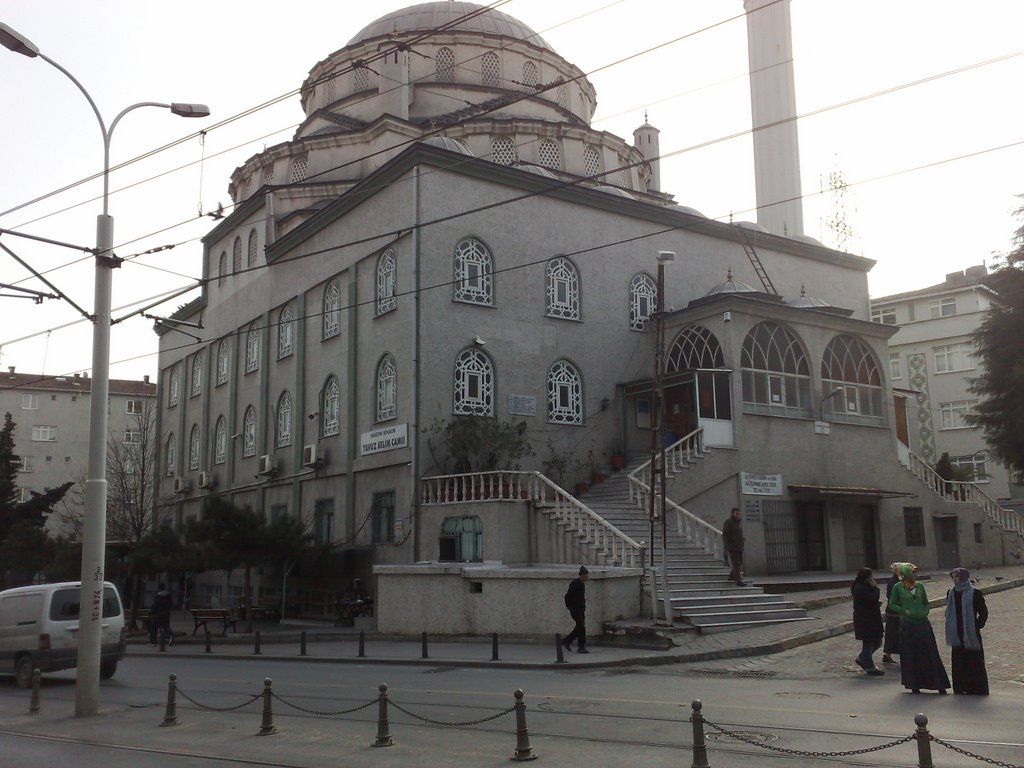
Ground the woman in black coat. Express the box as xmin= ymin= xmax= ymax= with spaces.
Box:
xmin=851 ymin=567 xmax=885 ymax=675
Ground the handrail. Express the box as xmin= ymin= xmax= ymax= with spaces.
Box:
xmin=907 ymin=452 xmax=1023 ymax=536
xmin=419 ymin=470 xmax=644 ymax=568
xmin=627 ymin=473 xmax=724 ymax=561
xmin=627 ymin=427 xmax=705 ymax=506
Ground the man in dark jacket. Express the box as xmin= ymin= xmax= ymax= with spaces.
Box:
xmin=149 ymin=583 xmax=173 ymax=646
xmin=722 ymin=508 xmax=747 ymax=586
xmin=562 ymin=566 xmax=589 ymax=653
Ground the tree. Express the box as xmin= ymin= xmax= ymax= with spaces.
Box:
xmin=0 ymin=521 xmax=53 ymax=587
xmin=966 ymin=200 xmax=1024 ymax=483
xmin=0 ymin=413 xmax=22 ymax=543
xmin=423 ymin=416 xmax=535 ymax=474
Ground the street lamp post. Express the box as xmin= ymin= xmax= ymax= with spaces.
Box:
xmin=1 ymin=22 xmax=209 ymax=717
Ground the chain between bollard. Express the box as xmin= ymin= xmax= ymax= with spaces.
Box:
xmin=703 ymin=718 xmax=915 ymax=758
xmin=929 ymin=735 xmax=1024 ymax=768
xmin=176 ymin=686 xmax=262 ymax=711
xmin=271 ymin=692 xmax=377 ymax=717
xmin=258 ymin=678 xmax=275 ymax=735
xmin=160 ymin=674 xmax=178 ymax=726
xmin=28 ymin=668 xmax=40 ymax=715
xmin=389 ymin=699 xmax=515 ymax=727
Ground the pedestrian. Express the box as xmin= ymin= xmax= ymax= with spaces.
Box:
xmin=944 ymin=567 xmax=989 ymax=695
xmin=562 ymin=566 xmax=589 ymax=654
xmin=881 ymin=562 xmax=901 ymax=664
xmin=722 ymin=507 xmax=746 ymax=586
xmin=850 ymin=567 xmax=885 ymax=676
xmin=887 ymin=563 xmax=949 ymax=694
xmin=149 ymin=582 xmax=173 ymax=647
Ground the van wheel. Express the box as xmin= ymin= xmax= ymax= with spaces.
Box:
xmin=100 ymin=659 xmax=117 ymax=680
xmin=15 ymin=655 xmax=34 ymax=689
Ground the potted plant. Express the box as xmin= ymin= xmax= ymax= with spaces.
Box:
xmin=609 ymin=447 xmax=626 ymax=472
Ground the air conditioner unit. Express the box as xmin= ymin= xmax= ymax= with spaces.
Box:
xmin=172 ymin=477 xmax=188 ymax=494
xmin=302 ymin=444 xmax=326 ymax=468
xmin=198 ymin=471 xmax=215 ymax=489
xmin=258 ymin=454 xmax=277 ymax=476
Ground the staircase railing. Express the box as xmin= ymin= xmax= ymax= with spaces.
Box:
xmin=907 ymin=452 xmax=1024 ymax=536
xmin=420 ymin=470 xmax=644 ymax=568
xmin=627 ymin=427 xmax=706 ymax=506
xmin=626 ymin=480 xmax=723 ymax=562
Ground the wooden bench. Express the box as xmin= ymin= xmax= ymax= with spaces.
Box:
xmin=191 ymin=608 xmax=238 ymax=636
xmin=246 ymin=605 xmax=281 ymax=623
xmin=132 ymin=609 xmax=151 ymax=631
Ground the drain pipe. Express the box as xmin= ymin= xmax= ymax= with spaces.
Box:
xmin=411 ymin=164 xmax=422 ymax=562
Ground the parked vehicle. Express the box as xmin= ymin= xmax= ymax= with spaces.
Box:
xmin=0 ymin=581 xmax=126 ymax=688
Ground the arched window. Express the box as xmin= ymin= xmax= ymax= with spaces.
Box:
xmin=376 ymin=249 xmax=397 ymax=315
xmin=436 ymin=46 xmax=455 ymax=82
xmin=583 ymin=145 xmax=602 ymax=178
xmin=247 ymin=229 xmax=258 ymax=267
xmin=325 ymin=76 xmax=336 ymax=103
xmin=168 ymin=365 xmax=180 ymax=407
xmin=214 ymin=416 xmax=227 ymax=465
xmin=353 ymin=66 xmax=369 ymax=92
xmin=821 ymin=335 xmax=884 ymax=422
xmin=189 ymin=424 xmax=200 ymax=470
xmin=165 ymin=433 xmax=176 ymax=476
xmin=741 ymin=321 xmax=811 ymax=417
xmin=216 ymin=339 xmax=230 ymax=386
xmin=278 ymin=305 xmax=294 ymax=359
xmin=490 ymin=137 xmax=518 ymax=166
xmin=439 ymin=515 xmax=482 ymax=562
xmin=190 ymin=355 xmax=202 ymax=397
xmin=232 ymin=236 xmax=242 ymax=273
xmin=376 ymin=354 xmax=397 ymax=422
xmin=245 ymin=324 xmax=261 ymax=373
xmin=522 ymin=60 xmax=538 ymax=88
xmin=261 ymin=164 xmax=275 ymax=187
xmin=538 ymin=139 xmax=561 ymax=170
xmin=453 ymin=237 xmax=493 ymax=305
xmin=545 ymin=257 xmax=579 ymax=320
xmin=454 ymin=348 xmax=494 ymax=416
xmin=481 ymin=52 xmax=500 ymax=87
xmin=242 ymin=406 xmax=257 ymax=457
xmin=547 ymin=360 xmax=583 ymax=425
xmin=323 ymin=280 xmax=341 ymax=339
xmin=322 ymin=376 xmax=340 ymax=436
xmin=667 ymin=325 xmax=724 ymax=371
xmin=276 ymin=391 xmax=292 ymax=448
xmin=218 ymin=252 xmax=227 ymax=286
xmin=291 ymin=154 xmax=308 ymax=183
xmin=556 ymin=84 xmax=568 ymax=109
xmin=629 ymin=273 xmax=656 ymax=331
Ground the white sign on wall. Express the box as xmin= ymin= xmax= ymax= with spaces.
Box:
xmin=360 ymin=423 xmax=408 ymax=456
xmin=508 ymin=394 xmax=536 ymax=416
xmin=740 ymin=471 xmax=783 ymax=496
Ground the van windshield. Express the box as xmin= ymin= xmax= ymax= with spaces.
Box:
xmin=49 ymin=587 xmax=122 ymax=620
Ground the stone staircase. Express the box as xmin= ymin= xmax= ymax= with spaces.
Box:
xmin=581 ymin=454 xmax=811 ymax=634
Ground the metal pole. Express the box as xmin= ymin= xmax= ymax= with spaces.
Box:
xmin=555 ymin=633 xmax=566 ymax=664
xmin=299 ymin=630 xmax=307 ymax=657
xmin=204 ymin=629 xmax=212 ymax=653
xmin=690 ymin=699 xmax=710 ymax=768
xmin=358 ymin=630 xmax=366 ymax=658
xmin=656 ymin=261 xmax=673 ymax=625
xmin=254 ymin=630 xmax=261 ymax=655
xmin=160 ymin=674 xmax=178 ymax=727
xmin=914 ymin=713 xmax=933 ymax=768
xmin=492 ymin=632 xmax=499 ymax=661
xmin=421 ymin=631 xmax=428 ymax=659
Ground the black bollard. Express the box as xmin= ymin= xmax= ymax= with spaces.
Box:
xmin=159 ymin=631 xmax=166 ymax=653
xmin=555 ymin=633 xmax=566 ymax=664
xmin=258 ymin=678 xmax=275 ymax=735
xmin=492 ymin=632 xmax=499 ymax=661
xmin=915 ymin=713 xmax=933 ymax=768
xmin=511 ymin=689 xmax=538 ymax=761
xmin=300 ymin=631 xmax=307 ymax=657
xmin=204 ymin=629 xmax=212 ymax=654
xmin=421 ymin=631 xmax=428 ymax=659
xmin=358 ymin=630 xmax=366 ymax=658
xmin=28 ymin=668 xmax=40 ymax=715
xmin=160 ymin=674 xmax=178 ymax=727
xmin=372 ymin=683 xmax=394 ymax=747
xmin=254 ymin=630 xmax=262 ymax=656
xmin=690 ymin=699 xmax=709 ymax=768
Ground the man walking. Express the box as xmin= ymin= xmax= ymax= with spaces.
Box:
xmin=562 ymin=566 xmax=589 ymax=653
xmin=149 ymin=582 xmax=173 ymax=647
xmin=723 ymin=508 xmax=747 ymax=586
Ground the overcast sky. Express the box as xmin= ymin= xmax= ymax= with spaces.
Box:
xmin=1 ymin=0 xmax=1022 ymax=382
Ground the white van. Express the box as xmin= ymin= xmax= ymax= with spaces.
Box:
xmin=0 ymin=581 xmax=126 ymax=688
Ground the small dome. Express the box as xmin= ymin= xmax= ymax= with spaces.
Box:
xmin=737 ymin=220 xmax=768 ymax=233
xmin=793 ymin=234 xmax=823 ymax=245
xmin=704 ymin=269 xmax=758 ymax=297
xmin=673 ymin=204 xmax=706 ymax=217
xmin=348 ymin=2 xmax=554 ymax=53
xmin=784 ymin=284 xmax=832 ymax=309
xmin=516 ymin=163 xmax=557 ymax=179
xmin=421 ymin=136 xmax=473 ymax=156
xmin=594 ymin=185 xmax=635 ymax=200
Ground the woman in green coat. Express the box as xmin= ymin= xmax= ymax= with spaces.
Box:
xmin=887 ymin=563 xmax=949 ymax=694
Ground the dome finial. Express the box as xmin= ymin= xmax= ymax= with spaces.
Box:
xmin=726 ymin=268 xmax=733 ymax=281
xmin=800 ymin=283 xmax=807 ymax=297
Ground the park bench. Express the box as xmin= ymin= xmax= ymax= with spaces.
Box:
xmin=132 ymin=609 xmax=151 ymax=631
xmin=191 ymin=608 xmax=238 ymax=636
xmin=246 ymin=604 xmax=281 ymax=623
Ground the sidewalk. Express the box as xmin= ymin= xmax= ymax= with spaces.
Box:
xmin=128 ymin=565 xmax=1024 ymax=670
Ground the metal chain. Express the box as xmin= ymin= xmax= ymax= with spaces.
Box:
xmin=931 ymin=735 xmax=1024 ymax=768
xmin=175 ymin=687 xmax=262 ymax=712
xmin=271 ymin=692 xmax=377 ymax=717
xmin=704 ymin=719 xmax=914 ymax=758
xmin=389 ymin=700 xmax=516 ymax=727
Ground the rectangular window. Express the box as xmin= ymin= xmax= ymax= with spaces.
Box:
xmin=889 ymin=352 xmax=901 ymax=380
xmin=903 ymin=506 xmax=925 ymax=547
xmin=371 ymin=490 xmax=396 ymax=544
xmin=17 ymin=488 xmax=31 ymax=503
xmin=123 ymin=429 xmax=142 ymax=444
xmin=933 ymin=342 xmax=973 ymax=373
xmin=929 ymin=297 xmax=957 ymax=319
xmin=270 ymin=504 xmax=287 ymax=525
xmin=871 ymin=306 xmax=896 ymax=325
xmin=31 ymin=426 xmax=57 ymax=442
xmin=951 ymin=452 xmax=987 ymax=481
xmin=939 ymin=400 xmax=977 ymax=430
xmin=635 ymin=398 xmax=651 ymax=429
xmin=21 ymin=394 xmax=39 ymax=410
xmin=313 ymin=499 xmax=334 ymax=545
xmin=126 ymin=399 xmax=143 ymax=414
xmin=19 ymin=456 xmax=34 ymax=472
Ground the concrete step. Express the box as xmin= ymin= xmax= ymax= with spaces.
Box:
xmin=697 ymin=616 xmax=816 ymax=635
xmin=665 ymin=585 xmax=765 ymax=597
xmin=678 ymin=605 xmax=803 ymax=622
xmin=669 ymin=593 xmax=786 ymax=609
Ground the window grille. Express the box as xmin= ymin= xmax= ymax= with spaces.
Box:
xmin=740 ymin=321 xmax=812 ymax=418
xmin=247 ymin=229 xmax=258 ymax=267
xmin=189 ymin=425 xmax=200 ymax=470
xmin=547 ymin=360 xmax=583 ymax=424
xmin=522 ymin=60 xmax=538 ymax=88
xmin=667 ymin=325 xmax=724 ymax=370
xmin=217 ymin=340 xmax=230 ymax=386
xmin=277 ymin=391 xmax=292 ymax=447
xmin=322 ymin=376 xmax=340 ymax=436
xmin=232 ymin=237 xmax=242 ymax=273
xmin=453 ymin=348 xmax=494 ymax=416
xmin=243 ymin=406 xmax=257 ymax=457
xmin=218 ymin=253 xmax=227 ymax=286
xmin=245 ymin=325 xmax=261 ymax=373
xmin=165 ymin=434 xmax=176 ymax=476
xmin=323 ymin=280 xmax=341 ymax=338
xmin=261 ymin=163 xmax=274 ymax=187
xmin=190 ymin=356 xmax=202 ymax=397
xmin=168 ymin=366 xmax=180 ymax=406
xmin=629 ymin=273 xmax=656 ymax=331
xmin=545 ymin=257 xmax=579 ymax=319
xmin=278 ymin=305 xmax=295 ymax=359
xmin=376 ymin=249 xmax=397 ymax=314
xmin=453 ymin=238 xmax=493 ymax=304
xmin=372 ymin=490 xmax=396 ymax=544
xmin=436 ymin=47 xmax=455 ymax=82
xmin=325 ymin=76 xmax=336 ymax=103
xmin=376 ymin=354 xmax=397 ymax=422
xmin=584 ymin=145 xmax=602 ymax=178
xmin=821 ymin=335 xmax=884 ymax=423
xmin=354 ymin=66 xmax=369 ymax=92
xmin=214 ymin=416 xmax=227 ymax=464
xmin=538 ymin=139 xmax=561 ymax=170
xmin=291 ymin=154 xmax=308 ymax=183
xmin=491 ymin=137 xmax=518 ymax=166
xmin=481 ymin=52 xmax=500 ymax=86
xmin=556 ymin=83 xmax=568 ymax=109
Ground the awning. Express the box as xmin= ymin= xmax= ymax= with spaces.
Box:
xmin=788 ymin=484 xmax=916 ymax=499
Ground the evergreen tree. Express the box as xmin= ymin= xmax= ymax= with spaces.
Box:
xmin=0 ymin=413 xmax=21 ymax=542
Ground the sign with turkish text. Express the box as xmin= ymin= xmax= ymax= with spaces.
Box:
xmin=360 ymin=423 xmax=408 ymax=456
xmin=740 ymin=471 xmax=783 ymax=496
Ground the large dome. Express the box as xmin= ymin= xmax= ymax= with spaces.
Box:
xmin=348 ymin=2 xmax=555 ymax=53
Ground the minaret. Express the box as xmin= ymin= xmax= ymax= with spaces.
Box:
xmin=744 ymin=0 xmax=803 ymax=237
xmin=633 ymin=112 xmax=661 ymax=193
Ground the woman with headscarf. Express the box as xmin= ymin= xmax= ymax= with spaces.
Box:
xmin=887 ymin=563 xmax=950 ymax=694
xmin=851 ymin=567 xmax=884 ymax=675
xmin=881 ymin=562 xmax=901 ymax=664
xmin=945 ymin=567 xmax=989 ymax=695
